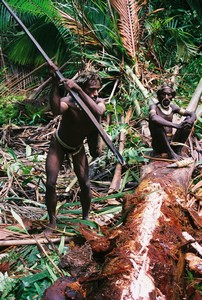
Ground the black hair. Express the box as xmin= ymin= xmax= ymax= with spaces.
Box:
xmin=75 ymin=70 xmax=101 ymax=89
xmin=157 ymin=83 xmax=176 ymax=98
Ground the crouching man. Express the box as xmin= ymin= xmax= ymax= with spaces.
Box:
xmin=149 ymin=83 xmax=196 ymax=160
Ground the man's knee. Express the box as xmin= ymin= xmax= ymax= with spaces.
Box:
xmin=80 ymin=182 xmax=91 ymax=197
xmin=46 ymin=179 xmax=56 ymax=192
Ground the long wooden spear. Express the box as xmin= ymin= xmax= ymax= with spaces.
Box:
xmin=1 ymin=0 xmax=125 ymax=165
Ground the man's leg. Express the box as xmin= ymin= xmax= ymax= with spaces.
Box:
xmin=45 ymin=138 xmax=65 ymax=230
xmin=172 ymin=122 xmax=193 ymax=156
xmin=150 ymin=124 xmax=181 ymax=159
xmin=72 ymin=146 xmax=92 ymax=219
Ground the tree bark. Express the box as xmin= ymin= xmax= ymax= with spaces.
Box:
xmin=84 ymin=161 xmax=195 ymax=300
xmin=43 ymin=160 xmax=198 ymax=300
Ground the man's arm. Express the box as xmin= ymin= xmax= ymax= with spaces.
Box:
xmin=149 ymin=104 xmax=181 ymax=129
xmin=172 ymin=104 xmax=196 ymax=126
xmin=63 ymin=79 xmax=105 ymax=117
xmin=181 ymin=109 xmax=196 ymax=123
xmin=50 ymin=77 xmax=69 ymax=116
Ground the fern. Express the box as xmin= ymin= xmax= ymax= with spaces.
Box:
xmin=2 ymin=0 xmax=56 ymax=19
xmin=0 ymin=272 xmax=18 ymax=299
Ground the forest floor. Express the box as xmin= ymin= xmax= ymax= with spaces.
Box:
xmin=0 ymin=118 xmax=139 ymax=299
xmin=0 ymin=119 xmax=201 ymax=299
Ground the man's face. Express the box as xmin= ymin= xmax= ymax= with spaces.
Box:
xmin=84 ymin=79 xmax=101 ymax=101
xmin=158 ymin=87 xmax=173 ymax=108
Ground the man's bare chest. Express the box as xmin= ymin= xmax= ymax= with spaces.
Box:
xmin=156 ymin=105 xmax=173 ymax=122
xmin=61 ymin=109 xmax=95 ymax=132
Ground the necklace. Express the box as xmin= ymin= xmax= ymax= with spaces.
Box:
xmin=157 ymin=104 xmax=172 ymax=115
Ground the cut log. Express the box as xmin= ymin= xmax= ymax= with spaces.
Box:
xmin=108 ymin=116 xmax=125 ymax=194
xmin=83 ymin=161 xmax=195 ymax=300
xmin=43 ymin=161 xmax=197 ymax=300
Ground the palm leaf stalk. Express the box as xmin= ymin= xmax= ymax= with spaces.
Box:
xmin=110 ymin=0 xmax=147 ymax=74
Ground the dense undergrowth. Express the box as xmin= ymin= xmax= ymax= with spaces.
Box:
xmin=0 ymin=0 xmax=201 ymax=297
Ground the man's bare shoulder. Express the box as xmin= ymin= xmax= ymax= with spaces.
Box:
xmin=170 ymin=103 xmax=181 ymax=112
xmin=60 ymin=95 xmax=72 ymax=104
xmin=96 ymin=98 xmax=106 ymax=115
xmin=149 ymin=103 xmax=157 ymax=110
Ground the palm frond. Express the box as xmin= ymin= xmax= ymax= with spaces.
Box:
xmin=110 ymin=0 xmax=145 ymax=60
xmin=58 ymin=8 xmax=100 ymax=47
xmin=57 ymin=2 xmax=120 ymax=53
xmin=3 ymin=0 xmax=56 ymax=19
xmin=186 ymin=0 xmax=202 ymax=25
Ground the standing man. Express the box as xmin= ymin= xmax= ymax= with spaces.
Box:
xmin=45 ymin=68 xmax=106 ymax=232
xmin=149 ymin=83 xmax=196 ymax=160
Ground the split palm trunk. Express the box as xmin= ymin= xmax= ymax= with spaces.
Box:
xmin=86 ymin=160 xmax=195 ymax=300
xmin=82 ymin=79 xmax=201 ymax=300
xmin=43 ymin=160 xmax=196 ymax=300
xmin=89 ymin=83 xmax=200 ymax=299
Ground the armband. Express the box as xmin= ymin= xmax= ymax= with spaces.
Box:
xmin=150 ymin=109 xmax=156 ymax=115
xmin=179 ymin=108 xmax=186 ymax=115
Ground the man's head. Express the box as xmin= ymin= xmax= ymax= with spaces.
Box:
xmin=157 ymin=83 xmax=176 ymax=109
xmin=76 ymin=71 xmax=101 ymax=101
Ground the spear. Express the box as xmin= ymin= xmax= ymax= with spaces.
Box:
xmin=1 ymin=0 xmax=125 ymax=165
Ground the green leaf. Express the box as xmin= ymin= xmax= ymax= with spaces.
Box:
xmin=6 ymin=225 xmax=27 ymax=234
xmin=34 ymin=282 xmax=43 ymax=298
xmin=10 ymin=209 xmax=28 ymax=234
xmin=58 ymin=231 xmax=66 ymax=256
xmin=45 ymin=264 xmax=58 ymax=282
xmin=120 ymin=169 xmax=130 ymax=192
xmin=5 ymin=147 xmax=18 ymax=161
xmin=95 ymin=206 xmax=122 ymax=216
xmin=21 ymin=270 xmax=49 ymax=286
xmin=0 ymin=272 xmax=18 ymax=297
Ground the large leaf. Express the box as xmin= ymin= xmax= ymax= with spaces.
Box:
xmin=110 ymin=0 xmax=145 ymax=60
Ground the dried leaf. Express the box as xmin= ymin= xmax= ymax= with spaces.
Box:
xmin=188 ymin=208 xmax=202 ymax=228
xmin=111 ymin=0 xmax=144 ymax=59
xmin=185 ymin=253 xmax=202 ymax=274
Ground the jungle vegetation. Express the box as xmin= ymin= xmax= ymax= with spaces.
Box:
xmin=0 ymin=0 xmax=201 ymax=299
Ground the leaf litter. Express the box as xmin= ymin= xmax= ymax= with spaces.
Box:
xmin=0 ymin=120 xmax=201 ymax=299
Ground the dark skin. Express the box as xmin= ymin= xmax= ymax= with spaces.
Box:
xmin=45 ymin=70 xmax=106 ymax=232
xmin=149 ymin=86 xmax=196 ymax=160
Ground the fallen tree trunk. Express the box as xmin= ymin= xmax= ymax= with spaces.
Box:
xmin=43 ymin=161 xmax=199 ymax=300
xmin=83 ymin=161 xmax=196 ymax=300
xmin=82 ymin=80 xmax=201 ymax=300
